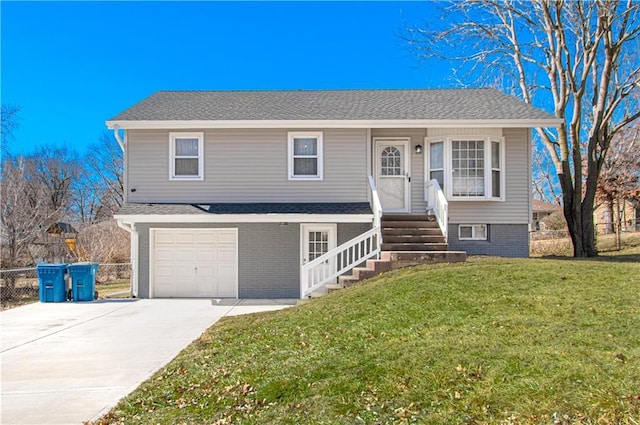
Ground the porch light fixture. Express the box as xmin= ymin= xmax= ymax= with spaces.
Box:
xmin=415 ymin=144 xmax=423 ymax=154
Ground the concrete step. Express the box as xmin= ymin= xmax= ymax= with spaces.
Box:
xmin=383 ymin=235 xmax=446 ymax=243
xmin=338 ymin=275 xmax=359 ymax=287
xmin=325 ymin=283 xmax=343 ymax=293
xmin=366 ymin=258 xmax=392 ymax=273
xmin=388 ymin=251 xmax=467 ymax=268
xmin=310 ymin=290 xmax=327 ymax=298
xmin=352 ymin=267 xmax=379 ymax=281
xmin=381 ymin=243 xmax=449 ymax=251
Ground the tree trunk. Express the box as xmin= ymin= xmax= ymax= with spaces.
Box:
xmin=559 ymin=167 xmax=599 ymax=258
xmin=580 ymin=171 xmax=599 ymax=257
xmin=616 ymin=199 xmax=622 ymax=251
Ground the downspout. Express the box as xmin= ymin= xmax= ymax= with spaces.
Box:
xmin=116 ymin=220 xmax=138 ymax=298
xmin=113 ymin=125 xmax=125 ymax=152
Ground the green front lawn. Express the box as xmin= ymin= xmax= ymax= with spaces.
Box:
xmin=97 ymin=253 xmax=640 ymax=424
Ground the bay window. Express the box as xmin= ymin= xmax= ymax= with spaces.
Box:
xmin=426 ymin=136 xmax=505 ymax=201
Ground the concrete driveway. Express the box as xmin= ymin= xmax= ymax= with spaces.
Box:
xmin=1 ymin=298 xmax=294 ymax=424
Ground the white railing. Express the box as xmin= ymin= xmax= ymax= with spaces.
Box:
xmin=300 ymin=227 xmax=380 ymax=298
xmin=425 ymin=179 xmax=448 ymax=241
xmin=299 ymin=176 xmax=383 ymax=299
xmin=368 ymin=175 xmax=383 ymax=232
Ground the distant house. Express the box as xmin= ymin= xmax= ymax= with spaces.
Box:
xmin=107 ymin=88 xmax=560 ymax=299
xmin=594 ymin=199 xmax=640 ymax=234
xmin=531 ymin=199 xmax=562 ymax=231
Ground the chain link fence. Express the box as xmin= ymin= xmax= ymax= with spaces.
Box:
xmin=0 ymin=263 xmax=131 ymax=310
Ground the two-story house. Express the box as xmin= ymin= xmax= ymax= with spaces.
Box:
xmin=108 ymin=89 xmax=560 ymax=299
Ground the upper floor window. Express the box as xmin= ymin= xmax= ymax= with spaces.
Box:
xmin=288 ymin=132 xmax=323 ymax=180
xmin=426 ymin=136 xmax=505 ymax=201
xmin=169 ymin=132 xmax=204 ymax=181
xmin=452 ymin=140 xmax=485 ymax=197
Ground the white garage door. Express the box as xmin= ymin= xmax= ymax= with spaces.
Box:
xmin=152 ymin=229 xmax=238 ymax=298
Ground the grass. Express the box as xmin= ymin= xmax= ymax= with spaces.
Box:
xmin=96 ymin=280 xmax=132 ymax=299
xmin=96 ymin=251 xmax=640 ymax=424
xmin=530 ymin=232 xmax=640 ymax=257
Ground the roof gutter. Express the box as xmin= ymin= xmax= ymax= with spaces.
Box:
xmin=105 ymin=118 xmax=564 ymax=130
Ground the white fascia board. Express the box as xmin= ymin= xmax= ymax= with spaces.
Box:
xmin=106 ymin=118 xmax=563 ymax=130
xmin=113 ymin=213 xmax=373 ymax=224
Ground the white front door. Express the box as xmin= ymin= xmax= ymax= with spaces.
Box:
xmin=152 ymin=229 xmax=238 ymax=298
xmin=301 ymin=224 xmax=337 ymax=284
xmin=375 ymin=139 xmax=410 ymax=213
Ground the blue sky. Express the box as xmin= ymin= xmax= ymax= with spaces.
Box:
xmin=1 ymin=1 xmax=453 ymax=155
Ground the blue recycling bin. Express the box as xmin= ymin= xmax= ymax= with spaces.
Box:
xmin=68 ymin=263 xmax=99 ymax=301
xmin=37 ymin=264 xmax=68 ymax=303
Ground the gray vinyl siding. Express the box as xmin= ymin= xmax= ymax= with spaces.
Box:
xmin=125 ymin=128 xmax=368 ymax=203
xmin=447 ymin=223 xmax=530 ymax=257
xmin=427 ymin=128 xmax=531 ymax=224
xmin=135 ymin=222 xmax=372 ymax=299
xmin=338 ymin=222 xmax=373 ymax=244
xmin=371 ymin=129 xmax=427 ymax=214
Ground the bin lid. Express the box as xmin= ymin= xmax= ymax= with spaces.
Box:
xmin=36 ymin=263 xmax=68 ymax=269
xmin=68 ymin=262 xmax=99 ymax=273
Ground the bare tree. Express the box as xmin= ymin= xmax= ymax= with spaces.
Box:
xmin=1 ymin=104 xmax=21 ymax=156
xmin=1 ymin=156 xmax=63 ymax=268
xmin=75 ymin=220 xmax=130 ymax=263
xmin=30 ymin=146 xmax=81 ymax=215
xmin=86 ymin=132 xmax=124 ymax=218
xmin=71 ymin=167 xmax=103 ymax=224
xmin=407 ymin=0 xmax=640 ymax=257
xmin=532 ymin=146 xmax=560 ymax=204
xmin=596 ymin=126 xmax=640 ymax=248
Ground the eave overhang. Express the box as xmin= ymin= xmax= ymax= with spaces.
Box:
xmin=106 ymin=118 xmax=563 ymax=130
xmin=113 ymin=213 xmax=374 ymax=224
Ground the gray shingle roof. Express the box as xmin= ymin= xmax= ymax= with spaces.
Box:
xmin=116 ymin=202 xmax=372 ymax=216
xmin=109 ymin=88 xmax=556 ymax=122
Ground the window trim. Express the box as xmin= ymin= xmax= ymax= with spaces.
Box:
xmin=288 ymin=131 xmax=323 ymax=180
xmin=169 ymin=132 xmax=204 ymax=181
xmin=425 ymin=136 xmax=505 ymax=201
xmin=300 ymin=223 xmax=337 ymax=265
xmin=459 ymin=224 xmax=488 ymax=241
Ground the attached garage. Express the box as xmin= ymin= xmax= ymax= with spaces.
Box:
xmin=150 ymin=228 xmax=238 ymax=298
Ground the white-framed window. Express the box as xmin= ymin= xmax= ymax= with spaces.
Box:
xmin=428 ymin=141 xmax=445 ymax=190
xmin=169 ymin=132 xmax=204 ymax=180
xmin=452 ymin=139 xmax=485 ymax=197
xmin=288 ymin=131 xmax=323 ymax=180
xmin=459 ymin=224 xmax=488 ymax=240
xmin=426 ymin=136 xmax=505 ymax=201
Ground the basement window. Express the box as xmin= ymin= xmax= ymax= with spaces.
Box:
xmin=459 ymin=224 xmax=487 ymax=241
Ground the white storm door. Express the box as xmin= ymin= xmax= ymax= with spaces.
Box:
xmin=301 ymin=224 xmax=337 ymax=285
xmin=375 ymin=139 xmax=410 ymax=213
xmin=152 ymin=229 xmax=238 ymax=298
